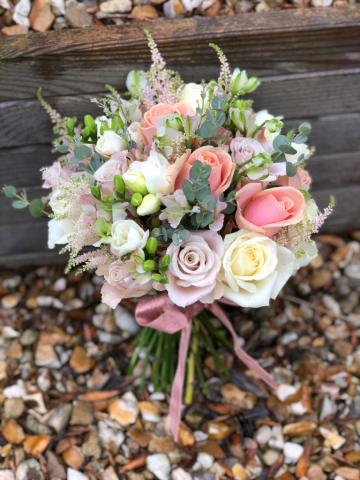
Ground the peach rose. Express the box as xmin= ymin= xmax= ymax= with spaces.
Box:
xmin=275 ymin=167 xmax=312 ymax=190
xmin=164 ymin=146 xmax=235 ymax=196
xmin=236 ymin=183 xmax=306 ymax=237
xmin=140 ymin=102 xmax=194 ymax=145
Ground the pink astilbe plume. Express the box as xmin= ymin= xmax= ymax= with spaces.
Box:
xmin=139 ymin=30 xmax=183 ymax=109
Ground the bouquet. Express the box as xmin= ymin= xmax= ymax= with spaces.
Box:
xmin=3 ymin=31 xmax=333 ymax=440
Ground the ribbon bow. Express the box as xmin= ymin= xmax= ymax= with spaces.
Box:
xmin=135 ymin=294 xmax=277 ymax=441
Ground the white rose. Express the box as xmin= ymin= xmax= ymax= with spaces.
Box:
xmin=221 ymin=230 xmax=295 ymax=308
xmin=111 ymin=99 xmax=142 ymax=124
xmin=49 ymin=189 xmax=69 ymax=215
xmin=294 ymin=241 xmax=318 ymax=269
xmin=125 ymin=151 xmax=170 ymax=195
xmin=96 ymin=130 xmax=127 ymax=158
xmin=48 ymin=218 xmax=75 ymax=249
xmin=126 ymin=70 xmax=148 ymax=93
xmin=285 ymin=143 xmax=310 ymax=164
xmin=110 ymin=220 xmax=149 ymax=257
xmin=180 ymin=83 xmax=209 ymax=112
xmin=93 ymin=154 xmax=127 ymax=183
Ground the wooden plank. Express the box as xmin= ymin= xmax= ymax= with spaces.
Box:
xmin=1 ymin=6 xmax=359 ymax=59
xmin=1 ymin=67 xmax=359 ymax=144
xmin=0 ymin=8 xmax=360 ymax=101
xmin=0 ymin=186 xmax=47 ymax=225
xmin=306 ymin=151 xmax=360 ymax=190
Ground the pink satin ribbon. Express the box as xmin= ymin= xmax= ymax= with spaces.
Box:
xmin=135 ymin=294 xmax=277 ymax=441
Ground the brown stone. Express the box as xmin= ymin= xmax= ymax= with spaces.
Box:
xmin=69 ymin=346 xmax=94 ymax=373
xmin=221 ymin=383 xmax=256 ymax=410
xmin=47 ymin=451 xmax=67 ymax=480
xmin=29 ymin=0 xmax=55 ymax=32
xmin=131 ymin=5 xmax=158 ymax=17
xmin=283 ymin=421 xmax=317 ymax=437
xmin=334 ymin=468 xmax=360 ymax=480
xmin=203 ymin=0 xmax=221 ymax=15
xmin=128 ymin=429 xmax=152 ymax=448
xmin=148 ymin=436 xmax=176 ymax=454
xmin=78 ymin=390 xmax=119 ymax=402
xmin=23 ymin=435 xmax=51 ymax=455
xmin=1 ymin=25 xmax=29 ymax=35
xmin=345 ymin=451 xmax=360 ymax=463
xmin=109 ymin=398 xmax=139 ymax=426
xmin=6 ymin=339 xmax=23 ymax=359
xmin=309 ymin=268 xmax=332 ymax=289
xmin=62 ymin=445 xmax=85 ymax=469
xmin=70 ymin=401 xmax=94 ymax=426
xmin=172 ymin=0 xmax=186 ymax=14
xmin=307 ymin=465 xmax=326 ymax=480
xmin=2 ymin=419 xmax=26 ymax=445
xmin=206 ymin=421 xmax=231 ymax=440
xmin=196 ymin=440 xmax=226 ymax=458
xmin=178 ymin=427 xmax=195 ymax=447
xmin=38 ymin=326 xmax=70 ymax=345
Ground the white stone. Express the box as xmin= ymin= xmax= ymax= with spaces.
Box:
xmin=181 ymin=0 xmax=202 ymax=10
xmin=99 ymin=0 xmax=131 ymax=12
xmin=96 ymin=330 xmax=122 ymax=345
xmin=311 ymin=0 xmax=332 ymax=6
xmin=3 ymin=381 xmax=23 ymax=398
xmin=320 ymin=397 xmax=337 ymax=422
xmin=149 ymin=392 xmax=165 ymax=401
xmin=147 ymin=454 xmax=171 ymax=480
xmin=256 ymin=425 xmax=272 ymax=444
xmin=67 ymin=469 xmax=89 ymax=480
xmin=102 ymin=466 xmax=118 ymax=480
xmin=114 ymin=305 xmax=140 ymax=335
xmin=197 ymin=452 xmax=214 ymax=470
xmin=276 ymin=384 xmax=297 ymax=402
xmin=280 ymin=332 xmax=298 ymax=345
xmin=99 ymin=428 xmax=125 ymax=450
xmin=172 ymin=468 xmax=192 ymax=480
xmin=54 ymin=278 xmax=67 ymax=291
xmin=36 ymin=296 xmax=54 ymax=307
xmin=0 ymin=470 xmax=15 ymax=480
xmin=320 ymin=427 xmax=346 ymax=450
xmin=290 ymin=400 xmax=308 ymax=416
xmin=16 ymin=460 xmax=44 ymax=480
xmin=322 ymin=295 xmax=341 ymax=316
xmin=0 ymin=360 xmax=7 ymax=381
xmin=209 ymin=462 xmax=226 ymax=477
xmin=37 ymin=369 xmax=51 ymax=392
xmin=194 ymin=430 xmax=208 ymax=443
xmin=1 ymin=326 xmax=20 ymax=338
xmin=284 ymin=442 xmax=304 ymax=465
xmin=13 ymin=12 xmax=30 ymax=26
xmin=122 ymin=391 xmax=138 ymax=403
xmin=269 ymin=426 xmax=285 ymax=450
xmin=14 ymin=0 xmax=30 ymax=15
xmin=263 ymin=449 xmax=280 ymax=466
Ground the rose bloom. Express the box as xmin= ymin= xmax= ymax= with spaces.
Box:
xmin=96 ymin=130 xmax=127 ymax=158
xmin=275 ymin=167 xmax=311 ymax=191
xmin=93 ymin=151 xmax=128 ymax=183
xmin=140 ymin=102 xmax=194 ymax=145
xmin=110 ymin=220 xmax=149 ymax=257
xmin=221 ymin=230 xmax=295 ymax=308
xmin=101 ymin=278 xmax=152 ymax=309
xmin=165 ymin=146 xmax=235 ymax=197
xmin=236 ymin=183 xmax=306 ymax=237
xmin=230 ymin=137 xmax=265 ymax=166
xmin=165 ymin=231 xmax=224 ymax=307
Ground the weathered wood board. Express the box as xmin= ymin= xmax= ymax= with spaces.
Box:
xmin=0 ymin=5 xmax=360 ymax=264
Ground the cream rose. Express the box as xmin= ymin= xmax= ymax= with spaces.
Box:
xmin=49 ymin=189 xmax=69 ymax=215
xmin=48 ymin=218 xmax=75 ymax=248
xmin=221 ymin=230 xmax=295 ymax=308
xmin=110 ymin=220 xmax=149 ymax=257
xmin=179 ymin=83 xmax=209 ymax=112
xmin=96 ymin=130 xmax=127 ymax=158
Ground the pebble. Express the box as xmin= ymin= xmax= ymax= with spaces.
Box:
xmin=220 ymin=383 xmax=256 ymax=409
xmin=1 ymin=293 xmax=21 ymax=309
xmin=20 ymin=329 xmax=38 ymax=346
xmin=172 ymin=469 xmax=192 ymax=480
xmin=115 ymin=305 xmax=140 ymax=334
xmin=46 ymin=451 xmax=66 ymax=480
xmin=0 ymin=471 xmax=15 ymax=480
xmin=137 ymin=401 xmax=161 ymax=422
xmin=35 ymin=344 xmax=61 ymax=368
xmin=47 ymin=403 xmax=73 ymax=433
xmin=197 ymin=452 xmax=214 ymax=470
xmin=179 ymin=427 xmax=195 ymax=447
xmin=98 ymin=428 xmax=125 ymax=451
xmin=194 ymin=430 xmax=208 ymax=443
xmin=29 ymin=0 xmax=55 ymax=31
xmin=70 ymin=401 xmax=94 ymax=425
xmin=62 ymin=445 xmax=85 ymax=469
xmin=26 ymin=416 xmax=52 ymax=435
xmin=54 ymin=278 xmax=67 ymax=291
xmin=3 ymin=398 xmax=25 ymax=419
xmin=256 ymin=425 xmax=272 ymax=444
xmin=1 ymin=326 xmax=20 ymax=338
xmin=23 ymin=435 xmax=51 ymax=455
xmin=2 ymin=275 xmax=22 ymax=289
xmin=67 ymin=469 xmax=89 ymax=480
xmin=283 ymin=442 xmax=304 ymax=464
xmin=2 ymin=419 xmax=26 ymax=445
xmin=334 ymin=468 xmax=360 ymax=480
xmin=263 ymin=449 xmax=280 ymax=466
xmin=69 ymin=345 xmax=94 ymax=373
xmin=1 ymin=25 xmax=29 ymax=34
xmin=320 ymin=427 xmax=346 ymax=450
xmin=99 ymin=0 xmax=131 ymax=11
xmin=64 ymin=4 xmax=92 ymax=27
xmin=109 ymin=397 xmax=139 ymax=425
xmin=147 ymin=454 xmax=171 ymax=480
xmin=15 ymin=459 xmax=44 ymax=480
xmin=206 ymin=421 xmax=231 ymax=440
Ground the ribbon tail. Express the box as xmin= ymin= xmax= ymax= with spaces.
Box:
xmin=168 ymin=321 xmax=192 ymax=442
xmin=208 ymin=303 xmax=277 ymax=391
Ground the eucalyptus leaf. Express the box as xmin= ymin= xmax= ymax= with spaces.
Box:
xmin=299 ymin=122 xmax=311 ymax=135
xmin=273 ymin=153 xmax=286 ymax=163
xmin=222 ymin=203 xmax=236 ymax=215
xmin=215 ymin=112 xmax=226 ymax=128
xmin=79 ymin=164 xmax=93 ymax=175
xmin=206 ymin=109 xmax=216 ymax=125
xmin=190 ymin=215 xmax=198 ymax=227
xmin=69 ymin=156 xmax=80 ymax=164
xmin=182 ymin=179 xmax=195 ymax=202
xmin=279 ymin=145 xmax=297 ymax=155
xmin=90 ymin=158 xmax=102 ymax=172
xmin=4 ymin=186 xmax=16 ymax=198
xmin=12 ymin=200 xmax=27 ymax=209
xmin=286 ymin=162 xmax=297 ymax=177
xmin=75 ymin=145 xmax=92 ymax=160
xmin=196 ymin=107 xmax=203 ymax=116
xmin=200 ymin=122 xmax=213 ymax=139
xmin=195 ymin=185 xmax=211 ymax=201
xmin=211 ymin=97 xmax=219 ymax=109
xmin=29 ymin=199 xmax=45 ymax=218
xmin=294 ymin=134 xmax=307 ymax=144
xmin=202 ymin=195 xmax=216 ymax=210
xmin=57 ymin=145 xmax=69 ymax=154
xmin=273 ymin=135 xmax=290 ymax=153
xmin=298 ymin=154 xmax=305 ymax=163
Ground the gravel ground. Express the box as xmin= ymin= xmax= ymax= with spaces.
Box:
xmin=1 ymin=232 xmax=360 ymax=480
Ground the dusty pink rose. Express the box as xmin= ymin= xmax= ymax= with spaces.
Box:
xmin=165 ymin=146 xmax=235 ymax=196
xmin=230 ymin=137 xmax=265 ymax=166
xmin=236 ymin=183 xmax=306 ymax=237
xmin=275 ymin=167 xmax=312 ymax=190
xmin=140 ymin=102 xmax=194 ymax=145
xmin=42 ymin=162 xmax=70 ymax=189
xmin=94 ymin=151 xmax=128 ymax=183
xmin=165 ymin=231 xmax=224 ymax=307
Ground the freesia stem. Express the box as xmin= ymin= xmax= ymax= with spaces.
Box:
xmin=184 ymin=318 xmax=198 ymax=405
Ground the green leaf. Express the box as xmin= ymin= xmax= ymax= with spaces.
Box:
xmin=299 ymin=122 xmax=311 ymax=135
xmin=196 ymin=210 xmax=213 ymax=228
xmin=294 ymin=134 xmax=307 ymax=144
xmin=69 ymin=156 xmax=80 ymax=164
xmin=190 ymin=215 xmax=198 ymax=227
xmin=206 ymin=109 xmax=216 ymax=125
xmin=215 ymin=112 xmax=226 ymax=128
xmin=286 ymin=162 xmax=297 ymax=177
xmin=91 ymin=186 xmax=101 ymax=200
xmin=12 ymin=200 xmax=27 ymax=209
xmin=222 ymin=203 xmax=236 ymax=215
xmin=75 ymin=145 xmax=92 ymax=160
xmin=279 ymin=145 xmax=297 ymax=155
xmin=29 ymin=199 xmax=45 ymax=218
xmin=79 ymin=164 xmax=93 ymax=175
xmin=182 ymin=180 xmax=195 ymax=202
xmin=190 ymin=160 xmax=211 ymax=181
xmin=286 ymin=130 xmax=293 ymax=139
xmin=196 ymin=107 xmax=203 ymax=116
xmin=195 ymin=185 xmax=211 ymax=201
xmin=151 ymin=274 xmax=167 ymax=284
xmin=211 ymin=97 xmax=219 ymax=109
xmin=299 ymin=189 xmax=312 ymax=202
xmin=272 ymin=153 xmax=286 ymax=163
xmin=202 ymin=195 xmax=216 ymax=210
xmin=90 ymin=158 xmax=102 ymax=172
xmin=298 ymin=154 xmax=305 ymax=163
xmin=273 ymin=135 xmax=290 ymax=153
xmin=67 ymin=118 xmax=75 ymax=137
xmin=200 ymin=122 xmax=213 ymax=139
xmin=57 ymin=145 xmax=69 ymax=154
xmin=4 ymin=186 xmax=17 ymax=198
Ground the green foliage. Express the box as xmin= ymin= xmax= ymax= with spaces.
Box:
xmin=4 ymin=186 xmax=16 ymax=198
xmin=29 ymin=199 xmax=45 ymax=218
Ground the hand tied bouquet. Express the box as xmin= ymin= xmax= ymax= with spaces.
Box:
xmin=3 ymin=31 xmax=333 ymax=440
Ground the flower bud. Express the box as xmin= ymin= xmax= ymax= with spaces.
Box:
xmin=123 ymin=171 xmax=148 ymax=196
xmin=131 ymin=192 xmax=143 ymax=207
xmin=67 ymin=118 xmax=74 ymax=137
xmin=143 ymin=260 xmax=156 ymax=272
xmin=126 ymin=70 xmax=148 ymax=94
xmin=161 ymin=254 xmax=171 ymax=272
xmin=107 ymin=196 xmax=116 ymax=204
xmin=146 ymin=237 xmax=157 ymax=254
xmin=84 ymin=115 xmax=96 ymax=133
xmin=113 ymin=175 xmax=125 ymax=194
xmin=242 ymin=77 xmax=260 ymax=94
xmin=91 ymin=186 xmax=101 ymax=200
xmin=82 ymin=126 xmax=90 ymax=140
xmin=137 ymin=194 xmax=161 ymax=216
xmin=231 ymin=68 xmax=248 ymax=96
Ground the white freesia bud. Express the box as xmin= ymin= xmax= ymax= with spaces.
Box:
xmin=137 ymin=194 xmax=162 ymax=216
xmin=110 ymin=219 xmax=149 ymax=257
xmin=95 ymin=115 xmax=111 ymax=137
xmin=126 ymin=70 xmax=148 ymax=93
xmin=49 ymin=189 xmax=69 ymax=215
xmin=123 ymin=169 xmax=148 ymax=196
xmin=180 ymin=83 xmax=209 ymax=112
xmin=230 ymin=68 xmax=248 ymax=96
xmin=96 ymin=130 xmax=127 ymax=157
